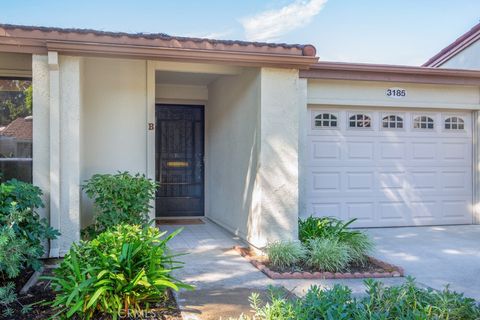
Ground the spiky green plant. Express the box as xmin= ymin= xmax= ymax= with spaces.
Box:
xmin=306 ymin=238 xmax=351 ymax=272
xmin=45 ymin=224 xmax=192 ymax=320
xmin=265 ymin=241 xmax=306 ymax=270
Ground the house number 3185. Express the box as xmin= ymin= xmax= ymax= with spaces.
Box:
xmin=386 ymin=87 xmax=407 ymax=98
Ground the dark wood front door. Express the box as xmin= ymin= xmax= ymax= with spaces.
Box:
xmin=155 ymin=105 xmax=204 ymax=217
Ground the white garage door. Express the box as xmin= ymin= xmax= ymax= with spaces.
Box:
xmin=305 ymin=108 xmax=473 ymax=227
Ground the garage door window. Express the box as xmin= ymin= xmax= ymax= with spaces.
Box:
xmin=413 ymin=116 xmax=434 ymax=129
xmin=444 ymin=117 xmax=464 ymax=130
xmin=314 ymin=113 xmax=338 ymax=128
xmin=382 ymin=115 xmax=403 ymax=129
xmin=349 ymin=114 xmax=371 ymax=128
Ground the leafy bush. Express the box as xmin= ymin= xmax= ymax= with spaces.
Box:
xmin=0 ymin=282 xmax=31 ymax=318
xmin=342 ymin=231 xmax=374 ymax=265
xmin=238 ymin=277 xmax=480 ymax=320
xmin=0 ymin=180 xmax=59 ymax=265
xmin=306 ymin=238 xmax=351 ymax=272
xmin=299 ymin=216 xmax=357 ymax=243
xmin=265 ymin=241 xmax=306 ymax=270
xmin=0 ymin=226 xmax=37 ymax=278
xmin=298 ymin=216 xmax=374 ymax=265
xmin=46 ymin=224 xmax=192 ymax=319
xmin=0 ymin=180 xmax=59 ymax=317
xmin=82 ymin=172 xmax=158 ymax=238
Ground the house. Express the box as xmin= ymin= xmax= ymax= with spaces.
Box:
xmin=424 ymin=22 xmax=480 ymax=69
xmin=2 ymin=24 xmax=480 ymax=256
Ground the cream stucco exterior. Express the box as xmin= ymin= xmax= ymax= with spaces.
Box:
xmin=4 ymin=27 xmax=480 ymax=254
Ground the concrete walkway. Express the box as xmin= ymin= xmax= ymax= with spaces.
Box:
xmin=366 ymin=225 xmax=480 ymax=300
xmin=161 ymin=221 xmax=405 ymax=319
xmin=160 ymin=221 xmax=480 ymax=319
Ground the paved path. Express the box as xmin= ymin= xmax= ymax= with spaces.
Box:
xmin=367 ymin=225 xmax=480 ymax=300
xmin=160 ymin=221 xmax=480 ymax=319
xmin=161 ymin=221 xmax=405 ymax=319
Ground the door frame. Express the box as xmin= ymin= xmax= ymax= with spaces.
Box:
xmin=154 ymin=104 xmax=205 ymax=218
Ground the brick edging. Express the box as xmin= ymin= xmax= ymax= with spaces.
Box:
xmin=234 ymin=246 xmax=404 ymax=280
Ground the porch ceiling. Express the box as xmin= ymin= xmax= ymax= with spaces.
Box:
xmin=155 ymin=71 xmax=221 ymax=86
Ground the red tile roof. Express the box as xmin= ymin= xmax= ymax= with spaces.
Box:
xmin=0 ymin=117 xmax=32 ymax=140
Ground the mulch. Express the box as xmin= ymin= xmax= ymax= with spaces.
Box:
xmin=0 ymin=267 xmax=182 ymax=320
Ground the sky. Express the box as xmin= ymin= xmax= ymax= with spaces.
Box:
xmin=2 ymin=0 xmax=480 ymax=66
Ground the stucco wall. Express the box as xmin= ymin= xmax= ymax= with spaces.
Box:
xmin=81 ymin=57 xmax=147 ymax=227
xmin=155 ymin=84 xmax=207 ymax=101
xmin=206 ymin=68 xmax=261 ymax=241
xmin=307 ymin=79 xmax=480 ymax=109
xmin=440 ymin=40 xmax=480 ymax=70
xmin=207 ymin=67 xmax=301 ymax=247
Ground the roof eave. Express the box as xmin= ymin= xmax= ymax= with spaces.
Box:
xmin=301 ymin=62 xmax=480 ymax=86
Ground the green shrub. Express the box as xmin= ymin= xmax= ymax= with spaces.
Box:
xmin=299 ymin=216 xmax=374 ymax=264
xmin=0 ymin=282 xmax=31 ymax=318
xmin=46 ymin=224 xmax=192 ymax=319
xmin=306 ymin=238 xmax=351 ymax=272
xmin=342 ymin=231 xmax=374 ymax=264
xmin=0 ymin=180 xmax=58 ymax=317
xmin=265 ymin=241 xmax=306 ymax=270
xmin=82 ymin=172 xmax=158 ymax=238
xmin=299 ymin=216 xmax=357 ymax=243
xmin=0 ymin=180 xmax=58 ymax=264
xmin=238 ymin=277 xmax=480 ymax=320
xmin=0 ymin=226 xmax=37 ymax=278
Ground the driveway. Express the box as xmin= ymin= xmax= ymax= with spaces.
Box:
xmin=367 ymin=225 xmax=480 ymax=300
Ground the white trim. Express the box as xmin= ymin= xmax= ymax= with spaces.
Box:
xmin=307 ymin=98 xmax=480 ymax=110
xmin=473 ymin=111 xmax=480 ymax=224
xmin=146 ymin=60 xmax=156 ymax=222
xmin=48 ymin=51 xmax=60 ymax=257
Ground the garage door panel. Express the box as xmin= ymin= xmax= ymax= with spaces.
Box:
xmin=380 ymin=142 xmax=405 ymax=159
xmin=346 ymin=202 xmax=375 ymax=222
xmin=411 ymin=142 xmax=437 ymax=160
xmin=306 ymin=108 xmax=473 ymax=227
xmin=347 ymin=142 xmax=374 ymax=160
xmin=346 ymin=172 xmax=374 ymax=190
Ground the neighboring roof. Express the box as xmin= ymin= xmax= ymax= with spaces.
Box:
xmin=0 ymin=23 xmax=318 ymax=68
xmin=300 ymin=61 xmax=480 ymax=85
xmin=0 ymin=117 xmax=32 ymax=141
xmin=423 ymin=23 xmax=480 ymax=67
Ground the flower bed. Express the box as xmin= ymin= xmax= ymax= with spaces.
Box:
xmin=0 ymin=265 xmax=182 ymax=320
xmin=235 ymin=246 xmax=403 ymax=279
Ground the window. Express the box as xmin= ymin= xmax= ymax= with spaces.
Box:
xmin=314 ymin=113 xmax=337 ymax=128
xmin=0 ymin=78 xmax=33 ymax=183
xmin=382 ymin=115 xmax=403 ymax=129
xmin=413 ymin=116 xmax=434 ymax=129
xmin=349 ymin=114 xmax=371 ymax=128
xmin=444 ymin=116 xmax=464 ymax=130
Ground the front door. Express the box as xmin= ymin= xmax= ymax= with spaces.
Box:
xmin=155 ymin=105 xmax=204 ymax=217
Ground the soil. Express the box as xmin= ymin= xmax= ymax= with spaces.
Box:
xmin=0 ymin=266 xmax=182 ymax=320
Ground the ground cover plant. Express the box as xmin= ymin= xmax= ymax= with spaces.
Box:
xmin=82 ymin=171 xmax=157 ymax=238
xmin=237 ymin=277 xmax=480 ymax=320
xmin=0 ymin=179 xmax=59 ymax=317
xmin=45 ymin=224 xmax=192 ymax=319
xmin=263 ymin=216 xmax=375 ymax=273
